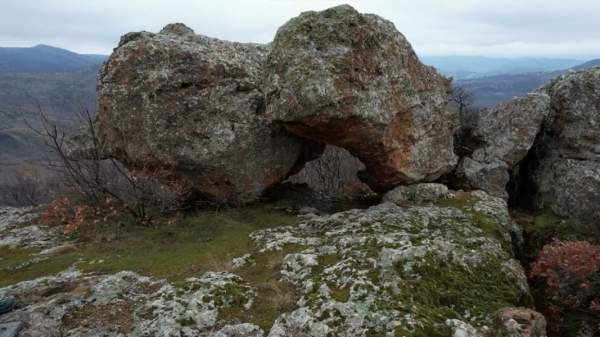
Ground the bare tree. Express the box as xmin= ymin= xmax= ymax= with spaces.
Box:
xmin=27 ymin=105 xmax=188 ymax=224
xmin=449 ymin=85 xmax=474 ymax=116
xmin=0 ymin=165 xmax=60 ymax=206
xmin=449 ymin=85 xmax=483 ymax=156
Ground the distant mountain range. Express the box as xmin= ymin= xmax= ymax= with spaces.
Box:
xmin=0 ymin=45 xmax=106 ymax=178
xmin=572 ymin=58 xmax=600 ymax=70
xmin=454 ymin=59 xmax=600 ymax=107
xmin=0 ymin=44 xmax=105 ymax=73
xmin=421 ymin=55 xmax=583 ymax=80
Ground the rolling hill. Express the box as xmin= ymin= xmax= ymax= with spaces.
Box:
xmin=0 ymin=44 xmax=105 ymax=73
xmin=0 ymin=46 xmax=106 ymax=181
xmin=421 ymin=55 xmax=582 ymax=79
xmin=455 ymin=59 xmax=600 ymax=107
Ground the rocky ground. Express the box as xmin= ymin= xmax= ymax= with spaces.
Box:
xmin=0 ymin=186 xmax=546 ymax=337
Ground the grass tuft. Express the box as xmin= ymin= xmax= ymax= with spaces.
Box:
xmin=1 ymin=206 xmax=297 ymax=286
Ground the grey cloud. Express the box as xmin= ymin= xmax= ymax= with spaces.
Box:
xmin=0 ymin=0 xmax=599 ymax=58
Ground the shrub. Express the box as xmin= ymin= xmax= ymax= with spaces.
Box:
xmin=40 ymin=195 xmax=93 ymax=234
xmin=30 ymin=107 xmax=191 ymax=225
xmin=529 ymin=240 xmax=600 ymax=336
xmin=0 ymin=163 xmax=62 ymax=206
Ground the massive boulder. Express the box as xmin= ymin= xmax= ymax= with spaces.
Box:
xmin=94 ymin=23 xmax=319 ymax=204
xmin=527 ymin=68 xmax=600 ymax=231
xmin=452 ymin=93 xmax=550 ymax=198
xmin=264 ymin=5 xmax=457 ymax=193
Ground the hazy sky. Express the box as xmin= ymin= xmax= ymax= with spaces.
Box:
xmin=1 ymin=0 xmax=600 ymax=59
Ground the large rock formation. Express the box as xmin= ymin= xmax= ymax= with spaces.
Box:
xmin=453 ymin=93 xmax=550 ymax=198
xmin=94 ymin=23 xmax=319 ymax=204
xmin=71 ymin=5 xmax=463 ymax=201
xmin=526 ymin=68 xmax=600 ymax=231
xmin=264 ymin=5 xmax=457 ymax=193
xmin=453 ymin=68 xmax=600 ymax=233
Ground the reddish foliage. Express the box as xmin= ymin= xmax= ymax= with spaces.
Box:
xmin=529 ymin=240 xmax=600 ymax=335
xmin=40 ymin=196 xmax=118 ymax=234
xmin=40 ymin=196 xmax=71 ymax=228
xmin=41 ymin=196 xmax=90 ymax=234
xmin=129 ymin=165 xmax=192 ymax=212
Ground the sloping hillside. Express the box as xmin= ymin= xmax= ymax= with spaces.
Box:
xmin=456 ymin=59 xmax=600 ymax=106
xmin=422 ymin=55 xmax=582 ymax=79
xmin=572 ymin=58 xmax=600 ymax=70
xmin=0 ymin=44 xmax=104 ymax=73
xmin=0 ymin=46 xmax=106 ymax=182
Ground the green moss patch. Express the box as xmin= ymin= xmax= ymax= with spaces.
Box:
xmin=511 ymin=208 xmax=568 ymax=263
xmin=392 ymin=253 xmax=532 ymax=335
xmin=0 ymin=246 xmax=80 ymax=287
xmin=0 ymin=206 xmax=307 ymax=332
xmin=436 ymin=194 xmax=508 ymax=250
xmin=330 ymin=286 xmax=350 ymax=302
xmin=219 ymin=244 xmax=304 ymax=331
xmin=0 ymin=206 xmax=298 ymax=287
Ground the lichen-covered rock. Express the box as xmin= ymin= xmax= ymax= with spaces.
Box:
xmin=539 ymin=69 xmax=600 ymax=161
xmin=93 ymin=23 xmax=320 ymax=204
xmin=523 ymin=68 xmax=600 ymax=233
xmin=0 ymin=207 xmax=56 ymax=248
xmin=497 ymin=307 xmax=547 ymax=337
xmin=383 ymin=183 xmax=449 ymax=205
xmin=453 ymin=93 xmax=550 ymax=198
xmin=531 ymin=158 xmax=600 ymax=228
xmin=251 ymin=190 xmax=531 ymax=336
xmin=0 ymin=191 xmax=537 ymax=337
xmin=264 ymin=5 xmax=456 ymax=193
xmin=0 ymin=268 xmax=83 ymax=337
xmin=453 ymin=157 xmax=510 ymax=199
xmin=137 ymin=271 xmax=260 ymax=336
xmin=0 ymin=269 xmax=264 ymax=337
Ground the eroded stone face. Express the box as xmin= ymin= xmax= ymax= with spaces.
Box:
xmin=264 ymin=5 xmax=457 ymax=193
xmin=95 ymin=24 xmax=318 ymax=204
xmin=452 ymin=93 xmax=550 ymax=199
xmin=527 ymin=69 xmax=600 ymax=229
xmin=541 ymin=68 xmax=600 ymax=161
xmin=0 ymin=207 xmax=55 ymax=248
xmin=250 ymin=190 xmax=530 ymax=336
xmin=0 ymin=270 xmax=264 ymax=337
xmin=498 ymin=307 xmax=547 ymax=337
xmin=451 ymin=68 xmax=600 ymax=234
xmin=382 ymin=183 xmax=449 ymax=206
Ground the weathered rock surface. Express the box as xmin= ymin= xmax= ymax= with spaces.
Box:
xmin=255 ymin=190 xmax=531 ymax=336
xmin=0 ymin=269 xmax=265 ymax=337
xmin=0 ymin=207 xmax=56 ymax=248
xmin=94 ymin=23 xmax=320 ymax=204
xmin=531 ymin=158 xmax=600 ymax=227
xmin=451 ymin=68 xmax=600 ymax=234
xmin=453 ymin=93 xmax=550 ymax=198
xmin=0 ymin=191 xmax=542 ymax=337
xmin=0 ymin=321 xmax=23 ymax=337
xmin=520 ymin=68 xmax=600 ymax=232
xmin=264 ymin=5 xmax=457 ymax=193
xmin=498 ymin=307 xmax=547 ymax=337
xmin=383 ymin=182 xmax=449 ymax=205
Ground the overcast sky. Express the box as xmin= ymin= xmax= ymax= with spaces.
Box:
xmin=1 ymin=0 xmax=600 ymax=59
